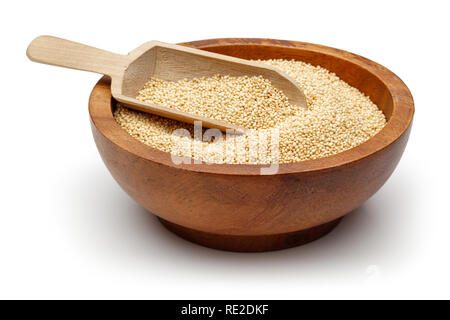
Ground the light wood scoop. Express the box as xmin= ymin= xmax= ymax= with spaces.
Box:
xmin=27 ymin=36 xmax=307 ymax=134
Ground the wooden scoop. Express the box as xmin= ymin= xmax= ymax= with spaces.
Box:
xmin=27 ymin=36 xmax=307 ymax=134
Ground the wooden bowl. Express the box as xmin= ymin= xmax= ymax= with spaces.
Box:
xmin=89 ymin=38 xmax=414 ymax=252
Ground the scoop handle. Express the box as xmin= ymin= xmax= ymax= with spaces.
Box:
xmin=26 ymin=35 xmax=126 ymax=77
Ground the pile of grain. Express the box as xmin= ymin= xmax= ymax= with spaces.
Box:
xmin=114 ymin=59 xmax=386 ymax=164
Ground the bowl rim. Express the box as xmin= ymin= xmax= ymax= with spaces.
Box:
xmin=89 ymin=38 xmax=414 ymax=176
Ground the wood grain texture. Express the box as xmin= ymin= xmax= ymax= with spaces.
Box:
xmin=26 ymin=35 xmax=125 ymax=77
xmin=159 ymin=217 xmax=342 ymax=252
xmin=89 ymin=38 xmax=414 ymax=252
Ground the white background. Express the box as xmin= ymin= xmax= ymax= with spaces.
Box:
xmin=1 ymin=0 xmax=449 ymax=299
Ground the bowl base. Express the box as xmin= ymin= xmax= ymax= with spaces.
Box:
xmin=158 ymin=217 xmax=342 ymax=252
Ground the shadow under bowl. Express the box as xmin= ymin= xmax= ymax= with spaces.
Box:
xmin=89 ymin=38 xmax=414 ymax=252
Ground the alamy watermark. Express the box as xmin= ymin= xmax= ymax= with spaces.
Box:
xmin=170 ymin=121 xmax=280 ymax=175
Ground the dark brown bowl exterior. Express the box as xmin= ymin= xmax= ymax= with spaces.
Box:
xmin=89 ymin=39 xmax=414 ymax=252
